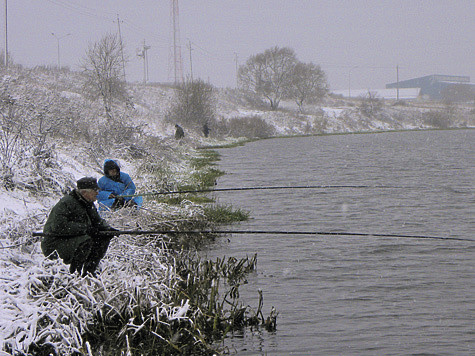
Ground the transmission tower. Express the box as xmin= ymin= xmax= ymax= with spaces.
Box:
xmin=116 ymin=14 xmax=126 ymax=81
xmin=4 ymin=0 xmax=8 ymax=68
xmin=169 ymin=0 xmax=184 ymax=85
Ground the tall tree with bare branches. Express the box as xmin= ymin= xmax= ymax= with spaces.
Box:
xmin=168 ymin=78 xmax=216 ymax=128
xmin=238 ymin=46 xmax=297 ymax=110
xmin=287 ymin=62 xmax=328 ymax=113
xmin=82 ymin=33 xmax=128 ymax=118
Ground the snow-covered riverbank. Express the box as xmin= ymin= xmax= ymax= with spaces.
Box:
xmin=0 ymin=66 xmax=473 ymax=354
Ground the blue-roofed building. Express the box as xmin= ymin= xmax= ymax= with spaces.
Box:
xmin=386 ymin=74 xmax=475 ymax=101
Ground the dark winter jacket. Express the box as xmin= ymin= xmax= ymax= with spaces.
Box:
xmin=175 ymin=125 xmax=184 ymax=139
xmin=41 ymin=189 xmax=111 ymax=263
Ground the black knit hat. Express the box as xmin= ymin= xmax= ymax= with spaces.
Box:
xmin=77 ymin=177 xmax=100 ymax=191
xmin=104 ymin=160 xmax=120 ymax=176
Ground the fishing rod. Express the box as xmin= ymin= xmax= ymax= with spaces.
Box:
xmin=31 ymin=230 xmax=474 ymax=242
xmin=119 ymin=184 xmax=409 ymax=198
xmin=2 ymin=229 xmax=470 ymax=250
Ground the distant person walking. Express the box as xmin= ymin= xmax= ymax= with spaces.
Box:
xmin=41 ymin=177 xmax=119 ymax=276
xmin=202 ymin=122 xmax=210 ymax=137
xmin=175 ymin=124 xmax=185 ymax=140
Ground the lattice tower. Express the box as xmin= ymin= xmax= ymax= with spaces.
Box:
xmin=168 ymin=0 xmax=184 ymax=85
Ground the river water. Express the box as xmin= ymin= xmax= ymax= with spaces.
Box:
xmin=202 ymin=129 xmax=475 ymax=355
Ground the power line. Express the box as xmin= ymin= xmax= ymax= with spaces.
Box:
xmin=45 ymin=0 xmax=115 ymax=22
xmin=46 ymin=0 xmax=170 ymax=47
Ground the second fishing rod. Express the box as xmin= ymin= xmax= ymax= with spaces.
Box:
xmin=118 ymin=184 xmax=411 ymax=198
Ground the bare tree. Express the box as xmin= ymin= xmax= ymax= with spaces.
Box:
xmin=168 ymin=78 xmax=216 ymax=128
xmin=238 ymin=46 xmax=297 ymax=110
xmin=0 ymin=80 xmax=65 ymax=190
xmin=359 ymin=91 xmax=383 ymax=116
xmin=0 ymin=92 xmax=26 ymax=188
xmin=288 ymin=62 xmax=328 ymax=112
xmin=82 ymin=33 xmax=128 ymax=118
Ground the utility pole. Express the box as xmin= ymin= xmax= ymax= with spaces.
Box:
xmin=234 ymin=52 xmax=239 ymax=88
xmin=137 ymin=40 xmax=151 ymax=84
xmin=144 ymin=41 xmax=150 ymax=84
xmin=51 ymin=33 xmax=71 ymax=69
xmin=188 ymin=39 xmax=193 ymax=81
xmin=348 ymin=65 xmax=358 ymax=98
xmin=116 ymin=14 xmax=126 ymax=81
xmin=4 ymin=0 xmax=7 ymax=68
xmin=396 ymin=65 xmax=400 ymax=101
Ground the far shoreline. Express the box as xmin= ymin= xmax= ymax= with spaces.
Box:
xmin=198 ymin=126 xmax=475 ymax=150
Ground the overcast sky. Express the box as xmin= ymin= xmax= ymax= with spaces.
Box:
xmin=6 ymin=0 xmax=475 ymax=90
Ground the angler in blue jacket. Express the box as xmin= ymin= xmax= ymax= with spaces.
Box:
xmin=97 ymin=159 xmax=143 ymax=211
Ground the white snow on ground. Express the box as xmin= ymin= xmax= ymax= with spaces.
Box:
xmin=60 ymin=91 xmax=82 ymax=99
xmin=321 ymin=107 xmax=346 ymax=117
xmin=332 ymin=88 xmax=421 ymax=100
xmin=0 ymin=190 xmax=44 ymax=217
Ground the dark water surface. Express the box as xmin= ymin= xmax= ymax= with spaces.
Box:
xmin=203 ymin=130 xmax=474 ymax=355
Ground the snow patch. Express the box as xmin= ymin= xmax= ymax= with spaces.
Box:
xmin=321 ymin=107 xmax=345 ymax=117
xmin=0 ymin=191 xmax=45 ymax=217
xmin=60 ymin=91 xmax=82 ymax=99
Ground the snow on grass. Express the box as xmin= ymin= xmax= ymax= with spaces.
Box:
xmin=321 ymin=107 xmax=346 ymax=117
xmin=0 ymin=193 xmax=208 ymax=353
xmin=0 ymin=191 xmax=46 ymax=218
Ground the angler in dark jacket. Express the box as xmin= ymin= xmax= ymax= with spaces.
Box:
xmin=41 ymin=177 xmax=118 ymax=276
xmin=97 ymin=159 xmax=143 ymax=211
xmin=175 ymin=124 xmax=184 ymax=140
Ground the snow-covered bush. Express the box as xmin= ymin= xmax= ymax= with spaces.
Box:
xmin=423 ymin=110 xmax=452 ymax=129
xmin=358 ymin=91 xmax=383 ymax=117
xmin=222 ymin=115 xmax=276 ymax=138
xmin=167 ymin=78 xmax=216 ymax=129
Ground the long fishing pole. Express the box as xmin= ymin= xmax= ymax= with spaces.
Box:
xmin=31 ymin=230 xmax=474 ymax=242
xmin=2 ymin=229 xmax=469 ymax=250
xmin=119 ymin=184 xmax=408 ymax=198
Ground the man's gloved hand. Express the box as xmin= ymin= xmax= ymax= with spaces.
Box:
xmin=86 ymin=226 xmax=100 ymax=237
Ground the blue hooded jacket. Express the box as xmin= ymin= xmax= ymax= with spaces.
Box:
xmin=97 ymin=159 xmax=143 ymax=210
